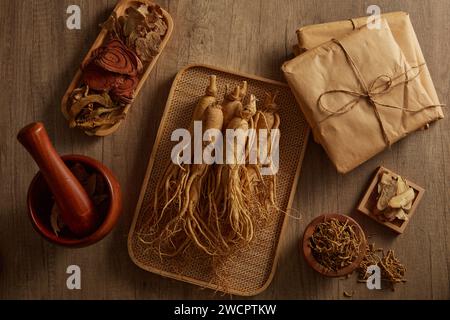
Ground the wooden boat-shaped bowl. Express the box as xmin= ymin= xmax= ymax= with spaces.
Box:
xmin=61 ymin=0 xmax=174 ymax=136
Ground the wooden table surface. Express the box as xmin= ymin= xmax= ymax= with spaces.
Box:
xmin=0 ymin=0 xmax=449 ymax=300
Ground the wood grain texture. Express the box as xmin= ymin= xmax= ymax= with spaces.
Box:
xmin=0 ymin=0 xmax=448 ymax=299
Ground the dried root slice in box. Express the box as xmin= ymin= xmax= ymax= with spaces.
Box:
xmin=376 ymin=172 xmax=415 ymax=222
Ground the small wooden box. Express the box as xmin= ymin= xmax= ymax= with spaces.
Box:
xmin=357 ymin=166 xmax=425 ymax=234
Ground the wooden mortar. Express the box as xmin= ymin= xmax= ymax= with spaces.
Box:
xmin=17 ymin=122 xmax=98 ymax=237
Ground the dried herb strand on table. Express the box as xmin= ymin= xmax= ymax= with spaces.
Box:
xmin=357 ymin=243 xmax=407 ymax=291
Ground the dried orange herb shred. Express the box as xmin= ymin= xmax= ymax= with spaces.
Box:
xmin=309 ymin=218 xmax=362 ymax=272
xmin=357 ymin=243 xmax=407 ymax=291
xmin=309 ymin=218 xmax=407 ymax=292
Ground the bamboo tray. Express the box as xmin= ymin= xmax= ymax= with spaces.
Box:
xmin=61 ymin=0 xmax=174 ymax=136
xmin=128 ymin=64 xmax=310 ymax=296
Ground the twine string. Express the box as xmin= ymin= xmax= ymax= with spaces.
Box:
xmin=317 ymin=39 xmax=444 ymax=146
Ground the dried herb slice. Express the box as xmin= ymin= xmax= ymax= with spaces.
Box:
xmin=123 ymin=5 xmax=146 ymax=37
xmin=82 ymin=63 xmax=119 ymax=91
xmin=92 ymin=39 xmax=142 ymax=76
xmin=110 ymin=75 xmax=138 ymax=104
xmin=135 ymin=32 xmax=162 ymax=62
xmin=68 ymin=93 xmax=114 ymax=120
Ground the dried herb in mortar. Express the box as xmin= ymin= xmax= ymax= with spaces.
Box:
xmin=51 ymin=163 xmax=109 ymax=237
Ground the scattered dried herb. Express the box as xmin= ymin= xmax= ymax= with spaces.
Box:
xmin=309 ymin=218 xmax=362 ymax=272
xmin=357 ymin=243 xmax=381 ymax=279
xmin=357 ymin=243 xmax=407 ymax=291
xmin=343 ymin=290 xmax=354 ymax=298
xmin=380 ymin=249 xmax=407 ymax=290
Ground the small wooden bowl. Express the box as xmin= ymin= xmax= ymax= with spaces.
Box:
xmin=27 ymin=155 xmax=122 ymax=247
xmin=301 ymin=214 xmax=366 ymax=277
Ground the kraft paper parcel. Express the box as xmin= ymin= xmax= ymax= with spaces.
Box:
xmin=283 ymin=19 xmax=443 ymax=173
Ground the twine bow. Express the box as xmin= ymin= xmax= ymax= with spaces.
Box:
xmin=317 ymin=39 xmax=444 ymax=146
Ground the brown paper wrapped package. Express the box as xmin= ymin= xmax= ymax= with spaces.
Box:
xmin=295 ymin=11 xmax=443 ymax=120
xmin=282 ymin=20 xmax=443 ymax=173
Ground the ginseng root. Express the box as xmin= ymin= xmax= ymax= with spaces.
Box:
xmin=212 ymin=94 xmax=258 ymax=245
xmin=149 ymin=103 xmax=224 ymax=256
xmin=246 ymin=92 xmax=280 ymax=220
xmin=140 ymin=76 xmax=224 ymax=256
xmin=140 ymin=78 xmax=282 ymax=262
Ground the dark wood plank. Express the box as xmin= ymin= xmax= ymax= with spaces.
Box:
xmin=0 ymin=0 xmax=448 ymax=299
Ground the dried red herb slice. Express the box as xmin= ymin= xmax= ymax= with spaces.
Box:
xmin=111 ymin=75 xmax=138 ymax=104
xmin=93 ymin=39 xmax=142 ymax=76
xmin=82 ymin=63 xmax=119 ymax=91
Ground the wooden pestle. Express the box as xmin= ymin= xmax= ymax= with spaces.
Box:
xmin=17 ymin=122 xmax=97 ymax=237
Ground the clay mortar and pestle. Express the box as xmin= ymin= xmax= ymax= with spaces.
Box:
xmin=18 ymin=122 xmax=122 ymax=247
